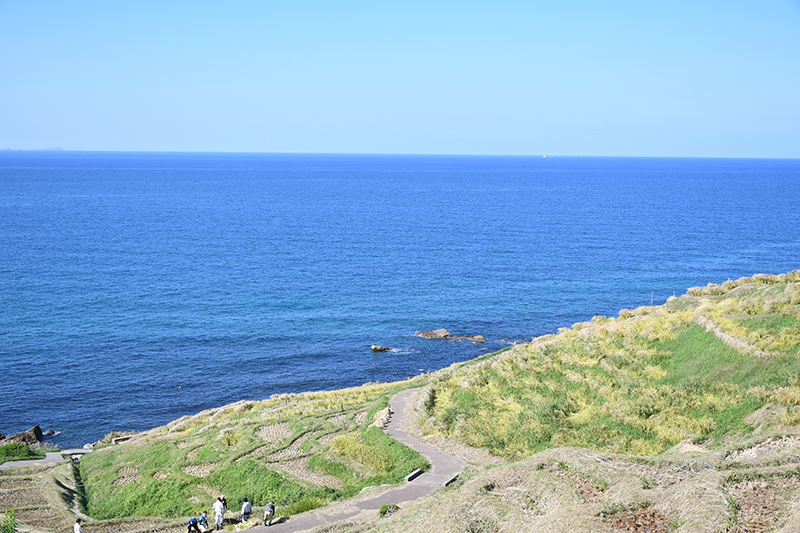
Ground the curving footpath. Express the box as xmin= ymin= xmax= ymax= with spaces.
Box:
xmin=247 ymin=387 xmax=464 ymax=533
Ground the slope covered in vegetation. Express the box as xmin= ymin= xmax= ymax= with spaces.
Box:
xmin=78 ymin=381 xmax=427 ymax=520
xmin=418 ymin=271 xmax=800 ymax=459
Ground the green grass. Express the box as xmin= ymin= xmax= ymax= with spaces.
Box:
xmin=86 ymin=477 xmax=198 ymax=519
xmin=206 ymin=460 xmax=334 ymax=508
xmin=741 ymin=314 xmax=800 ymax=333
xmin=79 ymin=381 xmax=427 ymax=520
xmin=281 ymin=496 xmax=326 ymax=516
xmin=1 ymin=506 xmax=16 ymax=533
xmin=0 ymin=443 xmax=46 ymax=464
xmin=364 ymin=394 xmax=390 ymax=427
xmin=658 ymin=325 xmax=800 ymax=390
xmin=307 ymin=454 xmax=352 ymax=481
xmin=707 ymin=397 xmax=763 ymax=438
xmin=330 ymin=426 xmax=428 ymax=482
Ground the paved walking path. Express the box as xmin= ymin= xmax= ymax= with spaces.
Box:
xmin=246 ymin=387 xmax=465 ymax=533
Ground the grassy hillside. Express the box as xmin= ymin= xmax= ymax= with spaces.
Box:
xmin=79 ymin=381 xmax=427 ymax=520
xmin=418 ymin=271 xmax=800 ymax=459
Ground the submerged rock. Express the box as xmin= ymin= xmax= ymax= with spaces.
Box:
xmin=452 ymin=335 xmax=486 ymax=343
xmin=416 ymin=329 xmax=485 ymax=343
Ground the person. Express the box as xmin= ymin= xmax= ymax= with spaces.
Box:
xmin=188 ymin=518 xmax=201 ymax=533
xmin=74 ymin=518 xmax=83 ymax=533
xmin=263 ymin=502 xmax=275 ymax=527
xmin=212 ymin=497 xmax=225 ymax=530
xmin=198 ymin=511 xmax=208 ymax=532
xmin=240 ymin=498 xmax=252 ymax=522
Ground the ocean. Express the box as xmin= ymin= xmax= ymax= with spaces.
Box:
xmin=1 ymin=152 xmax=798 ymax=447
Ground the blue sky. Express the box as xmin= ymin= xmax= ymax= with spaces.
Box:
xmin=1 ymin=1 xmax=799 ymax=157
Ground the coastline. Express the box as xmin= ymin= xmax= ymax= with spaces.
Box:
xmin=3 ymin=153 xmax=800 ymax=448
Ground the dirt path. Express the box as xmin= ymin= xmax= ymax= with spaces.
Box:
xmin=245 ymin=387 xmax=464 ymax=533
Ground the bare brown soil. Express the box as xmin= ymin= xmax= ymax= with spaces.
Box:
xmin=256 ymin=422 xmax=292 ymax=444
xmin=112 ymin=465 xmax=139 ymax=485
xmin=182 ymin=463 xmax=215 ymax=477
xmin=0 ymin=487 xmax=50 ymax=508
xmin=727 ymin=477 xmax=800 ymax=533
xmin=111 ymin=475 xmax=139 ymax=486
xmin=267 ymin=436 xmax=307 ymax=461
xmin=186 ymin=447 xmax=201 ymax=462
xmin=600 ymin=505 xmax=672 ymax=532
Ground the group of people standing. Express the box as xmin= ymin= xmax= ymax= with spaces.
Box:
xmin=187 ymin=496 xmax=276 ymax=532
xmin=73 ymin=495 xmax=276 ymax=533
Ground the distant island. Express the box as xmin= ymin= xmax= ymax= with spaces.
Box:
xmin=0 ymin=147 xmax=64 ymax=151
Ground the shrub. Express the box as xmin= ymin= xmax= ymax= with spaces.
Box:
xmin=464 ymin=516 xmax=499 ymax=533
xmin=0 ymin=443 xmax=46 ymax=463
xmin=779 ymin=408 xmax=800 ymax=427
xmin=378 ymin=504 xmax=399 ymax=517
xmin=422 ymin=387 xmax=437 ymax=413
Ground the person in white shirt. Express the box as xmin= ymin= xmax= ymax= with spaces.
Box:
xmin=74 ymin=518 xmax=83 ymax=533
xmin=240 ymin=498 xmax=252 ymax=522
xmin=212 ymin=497 xmax=225 ymax=530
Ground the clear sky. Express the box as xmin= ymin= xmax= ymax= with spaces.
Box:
xmin=1 ymin=1 xmax=799 ymax=157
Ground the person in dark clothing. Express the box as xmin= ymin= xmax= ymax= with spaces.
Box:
xmin=263 ymin=502 xmax=275 ymax=526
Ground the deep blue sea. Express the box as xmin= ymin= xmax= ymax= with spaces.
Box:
xmin=1 ymin=152 xmax=798 ymax=447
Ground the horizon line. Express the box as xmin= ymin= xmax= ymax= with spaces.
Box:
xmin=1 ymin=148 xmax=798 ymax=160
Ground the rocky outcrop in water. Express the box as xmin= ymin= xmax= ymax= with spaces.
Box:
xmin=452 ymin=335 xmax=486 ymax=343
xmin=1 ymin=425 xmax=43 ymax=445
xmin=415 ymin=328 xmax=451 ymax=339
xmin=371 ymin=345 xmax=392 ymax=352
xmin=415 ymin=329 xmax=485 ymax=343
